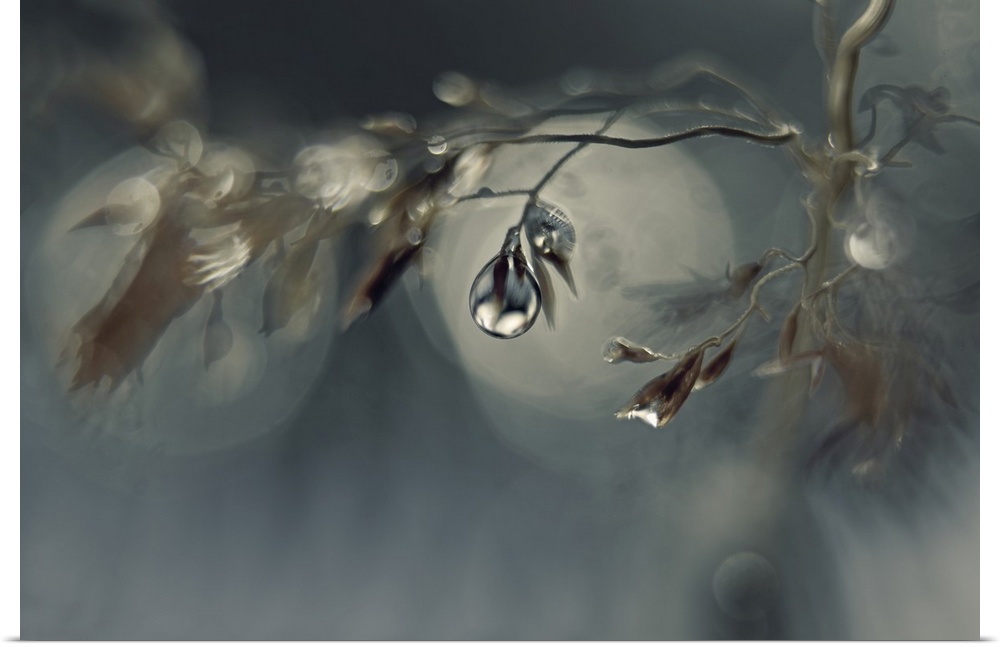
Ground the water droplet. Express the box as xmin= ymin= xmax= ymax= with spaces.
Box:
xmin=476 ymin=187 xmax=497 ymax=198
xmin=150 ymin=120 xmax=203 ymax=166
xmin=523 ymin=198 xmax=576 ymax=262
xmin=406 ymin=227 xmax=423 ymax=245
xmin=469 ymin=227 xmax=541 ymax=339
xmin=846 ymin=221 xmax=895 ymax=269
xmin=365 ymin=157 xmax=399 ymax=192
xmin=712 ymin=552 xmax=779 ymax=621
xmin=427 ymin=135 xmax=448 ymax=155
xmin=433 ymin=71 xmax=476 ymax=107
xmin=106 ymin=176 xmax=161 ymax=235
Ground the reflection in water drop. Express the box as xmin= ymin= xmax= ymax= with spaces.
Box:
xmin=523 ymin=198 xmax=576 ymax=262
xmin=469 ymin=227 xmax=541 ymax=339
xmin=433 ymin=71 xmax=476 ymax=106
xmin=106 ymin=176 xmax=161 ymax=235
xmin=427 ymin=135 xmax=448 ymax=156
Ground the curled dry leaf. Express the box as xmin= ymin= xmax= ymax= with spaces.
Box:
xmin=603 ymin=337 xmax=662 ymax=364
xmin=615 ymin=349 xmax=704 ymax=428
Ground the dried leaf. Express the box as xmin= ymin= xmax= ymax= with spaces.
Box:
xmin=615 ymin=349 xmax=704 ymax=428
xmin=531 ymin=248 xmax=557 ymax=330
xmin=778 ymin=304 xmax=800 ymax=364
xmin=693 ymin=336 xmax=738 ymax=391
xmin=603 ymin=337 xmax=661 ymax=364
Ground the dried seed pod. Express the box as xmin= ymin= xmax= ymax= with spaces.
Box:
xmin=726 ymin=261 xmax=763 ymax=299
xmin=523 ymin=198 xmax=576 ymax=264
xmin=602 ymin=337 xmax=662 ymax=364
xmin=615 ymin=349 xmax=704 ymax=428
xmin=530 ymin=248 xmax=557 ymax=330
xmin=778 ymin=304 xmax=800 ymax=364
xmin=693 ymin=336 xmax=739 ymax=391
xmin=469 ymin=226 xmax=541 ymax=339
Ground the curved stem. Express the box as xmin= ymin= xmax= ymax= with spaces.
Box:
xmin=826 ymin=0 xmax=894 ymax=153
xmin=494 ymin=123 xmax=796 ymax=150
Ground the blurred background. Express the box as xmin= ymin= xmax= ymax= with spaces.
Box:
xmin=21 ymin=0 xmax=979 ymax=639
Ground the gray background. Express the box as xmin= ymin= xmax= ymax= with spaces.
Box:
xmin=21 ymin=0 xmax=979 ymax=639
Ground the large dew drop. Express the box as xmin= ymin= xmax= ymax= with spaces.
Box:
xmin=523 ymin=198 xmax=576 ymax=262
xmin=469 ymin=227 xmax=541 ymax=339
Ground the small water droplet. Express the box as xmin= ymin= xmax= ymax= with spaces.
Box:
xmin=427 ymin=135 xmax=448 ymax=155
xmin=523 ymin=199 xmax=576 ymax=262
xmin=406 ymin=227 xmax=423 ymax=245
xmin=433 ymin=71 xmax=476 ymax=107
xmin=469 ymin=227 xmax=541 ymax=339
xmin=365 ymin=158 xmax=399 ymax=192
xmin=476 ymin=187 xmax=497 ymax=198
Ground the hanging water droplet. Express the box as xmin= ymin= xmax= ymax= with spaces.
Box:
xmin=523 ymin=198 xmax=576 ymax=262
xmin=427 ymin=135 xmax=449 ymax=155
xmin=469 ymin=227 xmax=541 ymax=339
xmin=433 ymin=71 xmax=477 ymax=107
